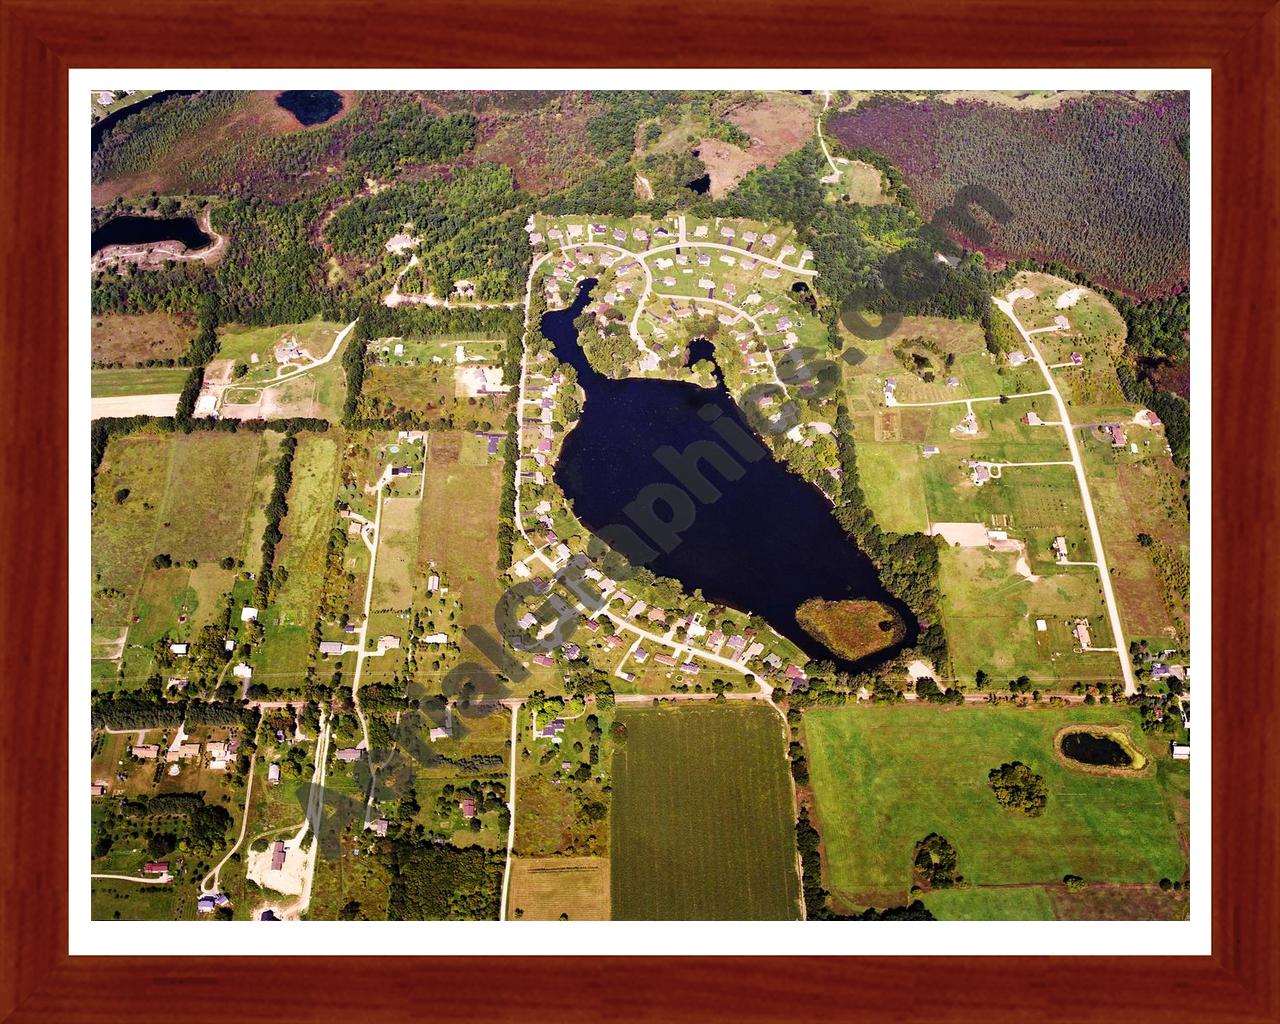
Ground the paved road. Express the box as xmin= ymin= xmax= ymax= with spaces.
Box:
xmin=992 ymin=297 xmax=1135 ymax=695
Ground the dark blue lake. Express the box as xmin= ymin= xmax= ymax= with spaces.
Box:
xmin=543 ymin=280 xmax=917 ymax=671
xmin=91 ymin=215 xmax=210 ymax=254
xmin=276 ymin=90 xmax=344 ymax=126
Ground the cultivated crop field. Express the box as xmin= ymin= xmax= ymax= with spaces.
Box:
xmin=804 ymin=705 xmax=1187 ymax=911
xmin=610 ymin=704 xmax=800 ymax=920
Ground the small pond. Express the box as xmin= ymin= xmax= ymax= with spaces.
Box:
xmin=91 ymin=215 xmax=210 ymax=255
xmin=684 ymin=337 xmax=716 ymax=369
xmin=276 ymin=90 xmax=343 ymax=126
xmin=1060 ymin=730 xmax=1133 ymax=768
xmin=687 ymin=173 xmax=712 ymax=195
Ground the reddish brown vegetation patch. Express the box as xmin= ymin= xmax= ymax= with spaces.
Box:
xmin=1149 ymin=360 xmax=1190 ymax=399
xmin=726 ymin=94 xmax=815 ymax=166
xmin=471 ymin=92 xmax=603 ymax=194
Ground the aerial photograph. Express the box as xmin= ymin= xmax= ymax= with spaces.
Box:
xmin=87 ymin=87 xmax=1191 ymax=923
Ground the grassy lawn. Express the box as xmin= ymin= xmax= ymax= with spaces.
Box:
xmin=938 ymin=545 xmax=1119 ymax=683
xmin=922 ymin=885 xmax=1055 ymax=921
xmin=853 ymin=442 xmax=929 ymax=534
xmin=827 ymin=159 xmax=891 ymax=205
xmin=922 ymin=459 xmax=1083 ymax=531
xmin=215 ymin=319 xmax=342 ymax=386
xmin=91 ymin=367 xmax=191 ymax=397
xmin=509 ymin=857 xmax=610 ymax=921
xmin=610 ymin=704 xmax=800 ymax=920
xmin=157 ymin=431 xmax=266 ymax=564
xmin=804 ymin=704 xmax=1187 ymax=910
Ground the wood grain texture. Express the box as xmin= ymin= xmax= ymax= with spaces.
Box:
xmin=1 ymin=0 xmax=1276 ymax=1020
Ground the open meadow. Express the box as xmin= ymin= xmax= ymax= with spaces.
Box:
xmin=91 ymin=311 xmax=193 ymax=365
xmin=509 ymin=857 xmax=610 ymax=921
xmin=416 ymin=431 xmax=504 ymax=679
xmin=804 ymin=704 xmax=1188 ymax=912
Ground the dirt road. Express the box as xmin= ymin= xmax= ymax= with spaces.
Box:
xmin=91 ymin=393 xmax=180 ymax=419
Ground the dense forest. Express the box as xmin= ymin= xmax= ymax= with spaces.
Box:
xmin=827 ymin=93 xmax=1190 ymax=298
xmin=385 ymin=838 xmax=502 ymax=919
xmin=92 ymin=91 xmax=247 ymax=183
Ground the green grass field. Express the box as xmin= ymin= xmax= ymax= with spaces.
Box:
xmin=416 ymin=432 xmax=504 ymax=680
xmin=91 ymin=878 xmax=181 ymax=921
xmin=371 ymin=496 xmax=420 ymax=612
xmin=938 ymin=545 xmax=1119 ymax=682
xmin=158 ymin=431 xmax=266 ymax=563
xmin=92 ymin=433 xmax=172 ymax=624
xmin=272 ymin=434 xmax=340 ymax=625
xmin=854 ymin=442 xmax=929 ymax=534
xmin=215 ymin=319 xmax=342 ymax=385
xmin=252 ymin=434 xmax=340 ymax=686
xmin=610 ymin=704 xmax=800 ymax=920
xmin=922 ymin=885 xmax=1055 ymax=921
xmin=91 ymin=367 xmax=191 ymax=397
xmin=804 ymin=704 xmax=1187 ymax=911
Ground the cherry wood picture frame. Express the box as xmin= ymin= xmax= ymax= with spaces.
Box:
xmin=2 ymin=0 xmax=1275 ymax=1020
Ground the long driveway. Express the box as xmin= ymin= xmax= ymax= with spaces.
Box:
xmin=498 ymin=700 xmax=522 ymax=922
xmin=992 ymin=297 xmax=1135 ymax=694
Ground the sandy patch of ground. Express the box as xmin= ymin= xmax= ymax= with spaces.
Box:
xmin=929 ymin=522 xmax=990 ymax=547
xmin=1055 ymin=287 xmax=1085 ymax=309
xmin=455 ymin=365 xmax=511 ymax=398
xmin=246 ymin=838 xmax=308 ymax=898
xmin=906 ymin=659 xmax=938 ymax=682
xmin=1006 ymin=286 xmax=1036 ymax=302
xmin=385 ymin=232 xmax=418 ymax=254
xmin=695 ymin=138 xmax=761 ymax=198
xmin=1012 ymin=548 xmax=1040 ymax=582
xmin=91 ymin=393 xmax=180 ymax=419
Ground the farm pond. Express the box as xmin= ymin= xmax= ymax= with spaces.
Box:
xmin=1060 ymin=731 xmax=1133 ymax=767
